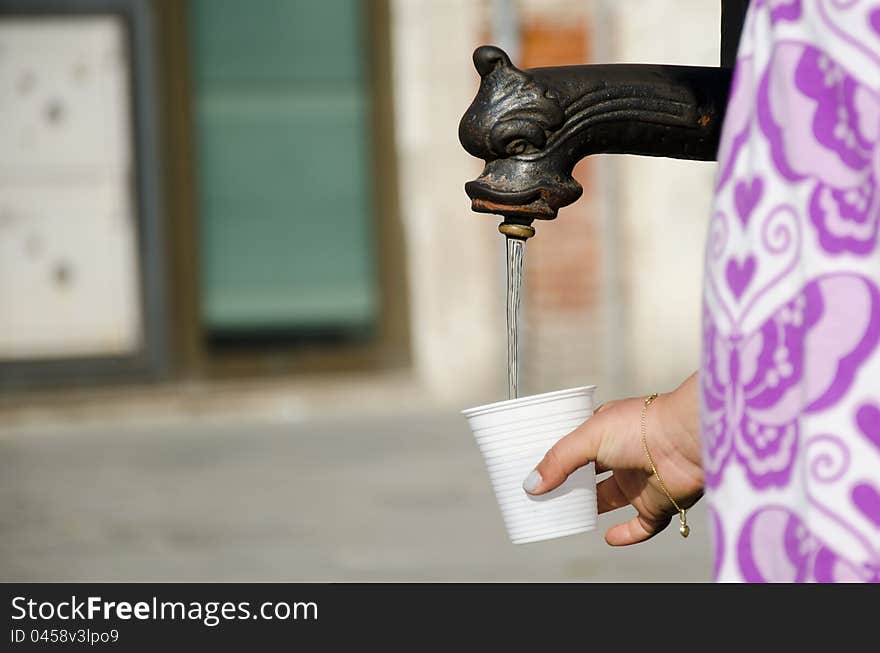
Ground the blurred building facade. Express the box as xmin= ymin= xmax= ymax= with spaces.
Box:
xmin=0 ymin=0 xmax=719 ymax=414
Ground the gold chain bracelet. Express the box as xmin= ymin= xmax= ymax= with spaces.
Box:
xmin=641 ymin=393 xmax=690 ymax=538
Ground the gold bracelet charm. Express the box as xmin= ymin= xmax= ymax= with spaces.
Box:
xmin=641 ymin=393 xmax=690 ymax=538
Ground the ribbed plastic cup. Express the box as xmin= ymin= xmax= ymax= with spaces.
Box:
xmin=462 ymin=386 xmax=598 ymax=545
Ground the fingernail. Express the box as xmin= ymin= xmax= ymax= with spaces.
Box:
xmin=522 ymin=470 xmax=542 ymax=494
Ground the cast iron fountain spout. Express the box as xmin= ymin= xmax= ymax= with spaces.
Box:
xmin=459 ymin=0 xmax=749 ymax=239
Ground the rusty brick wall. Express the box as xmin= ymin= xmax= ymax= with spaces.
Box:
xmin=517 ymin=11 xmax=604 ymax=395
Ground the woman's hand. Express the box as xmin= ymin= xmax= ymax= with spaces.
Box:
xmin=522 ymin=373 xmax=703 ymax=545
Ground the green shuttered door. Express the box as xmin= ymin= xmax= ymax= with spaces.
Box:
xmin=190 ymin=0 xmax=377 ymax=336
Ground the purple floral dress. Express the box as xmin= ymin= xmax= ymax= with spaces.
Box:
xmin=701 ymin=0 xmax=880 ymax=582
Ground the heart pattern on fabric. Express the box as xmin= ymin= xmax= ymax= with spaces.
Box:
xmin=725 ymin=255 xmax=757 ymax=300
xmin=852 ymin=483 xmax=880 ymax=529
xmin=734 ymin=177 xmax=764 ymax=226
xmin=870 ymin=8 xmax=880 ymax=37
xmin=856 ymin=403 xmax=880 ymax=451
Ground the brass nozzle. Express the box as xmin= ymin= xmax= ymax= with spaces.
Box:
xmin=498 ymin=221 xmax=536 ymax=240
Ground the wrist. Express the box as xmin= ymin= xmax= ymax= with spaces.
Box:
xmin=649 ymin=385 xmax=704 ymax=502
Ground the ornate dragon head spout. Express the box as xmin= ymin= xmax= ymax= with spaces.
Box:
xmin=459 ymin=46 xmax=565 ymax=162
xmin=459 ymin=46 xmax=580 ymax=221
xmin=459 ymin=45 xmax=731 ymax=224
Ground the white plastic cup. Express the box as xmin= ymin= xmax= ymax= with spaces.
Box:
xmin=462 ymin=386 xmax=598 ymax=545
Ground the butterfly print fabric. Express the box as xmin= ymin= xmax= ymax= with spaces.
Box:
xmin=702 ymin=0 xmax=880 ymax=581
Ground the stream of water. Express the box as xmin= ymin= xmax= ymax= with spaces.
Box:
xmin=506 ymin=237 xmax=525 ymax=400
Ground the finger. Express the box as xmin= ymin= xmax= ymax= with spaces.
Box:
xmin=523 ymin=418 xmax=604 ymax=495
xmin=604 ymin=513 xmax=670 ymax=547
xmin=591 ymin=403 xmax=613 ymax=475
xmin=596 ymin=474 xmax=628 ymax=515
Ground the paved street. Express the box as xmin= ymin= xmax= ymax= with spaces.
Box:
xmin=0 ymin=411 xmax=711 ymax=582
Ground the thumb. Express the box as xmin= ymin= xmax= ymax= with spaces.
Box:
xmin=522 ymin=409 xmax=606 ymax=495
